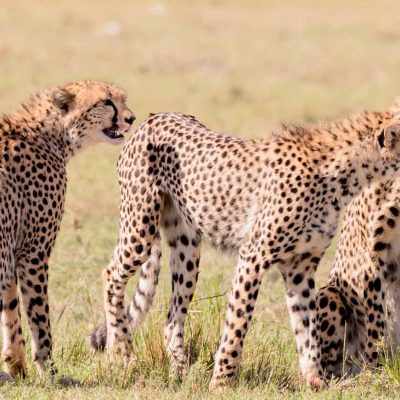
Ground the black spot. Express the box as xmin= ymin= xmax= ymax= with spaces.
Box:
xmin=321 ymin=320 xmax=329 ymax=332
xmin=387 ymin=218 xmax=396 ymax=228
xmin=8 ymin=298 xmax=18 ymax=310
xmin=293 ymin=273 xmax=304 ymax=285
xmin=377 ymin=131 xmax=385 ymax=148
xmin=180 ymin=235 xmax=189 ymax=246
xmin=374 ymin=278 xmax=381 ymax=292
xmin=390 ymin=207 xmax=399 ymax=217
xmin=35 ymin=297 xmax=43 ymax=307
xmin=319 ymin=296 xmax=328 ymax=309
xmin=368 ymin=314 xmax=374 ymax=323
xmin=373 ymin=242 xmax=386 ymax=251
xmin=327 ymin=325 xmax=336 ymax=337
xmin=186 ymin=261 xmax=194 ymax=272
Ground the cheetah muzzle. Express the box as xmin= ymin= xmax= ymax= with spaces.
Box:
xmin=102 ymin=125 xmax=124 ymax=141
xmin=101 ymin=98 xmax=134 ymax=143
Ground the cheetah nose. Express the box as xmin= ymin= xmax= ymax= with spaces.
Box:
xmin=125 ymin=115 xmax=135 ymax=125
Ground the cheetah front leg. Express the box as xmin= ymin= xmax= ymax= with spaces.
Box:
xmin=210 ymin=247 xmax=266 ymax=391
xmin=362 ymin=209 xmax=397 ymax=366
xmin=280 ymin=253 xmax=324 ymax=389
xmin=1 ymin=268 xmax=27 ymax=379
xmin=361 ymin=269 xmax=386 ymax=366
xmin=316 ymin=285 xmax=350 ymax=376
xmin=161 ymin=200 xmax=201 ymax=380
xmin=17 ymin=259 xmax=55 ymax=377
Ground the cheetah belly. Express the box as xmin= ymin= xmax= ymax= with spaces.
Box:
xmin=199 ymin=200 xmax=258 ymax=252
xmin=166 ymin=189 xmax=258 ymax=254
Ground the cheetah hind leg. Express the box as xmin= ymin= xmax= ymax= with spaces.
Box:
xmin=0 ymin=372 xmax=14 ymax=386
xmin=89 ymin=237 xmax=162 ymax=352
xmin=147 ymin=195 xmax=202 ymax=384
xmin=316 ymin=285 xmax=358 ymax=378
xmin=162 ymin=221 xmax=201 ymax=384
xmin=1 ymin=275 xmax=27 ymax=379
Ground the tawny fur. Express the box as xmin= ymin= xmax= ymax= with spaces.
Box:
xmin=317 ymin=177 xmax=400 ymax=376
xmin=92 ymin=105 xmax=400 ymax=389
xmin=0 ymin=80 xmax=134 ymax=380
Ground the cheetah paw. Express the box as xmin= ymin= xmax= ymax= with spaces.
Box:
xmin=0 ymin=372 xmax=15 ymax=386
xmin=57 ymin=376 xmax=82 ymax=387
xmin=306 ymin=372 xmax=325 ymax=390
xmin=209 ymin=377 xmax=235 ymax=393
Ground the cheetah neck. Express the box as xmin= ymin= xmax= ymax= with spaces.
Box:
xmin=0 ymin=93 xmax=83 ymax=162
xmin=2 ymin=91 xmax=63 ymax=130
xmin=61 ymin=127 xmax=88 ymax=161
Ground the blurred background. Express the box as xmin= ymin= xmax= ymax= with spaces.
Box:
xmin=2 ymin=1 xmax=400 ymax=398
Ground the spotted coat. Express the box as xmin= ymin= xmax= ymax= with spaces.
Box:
xmin=317 ymin=175 xmax=400 ymax=376
xmin=92 ymin=107 xmax=400 ymax=389
xmin=0 ymin=80 xmax=134 ymax=381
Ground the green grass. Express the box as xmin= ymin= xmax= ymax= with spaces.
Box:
xmin=2 ymin=0 xmax=400 ymax=398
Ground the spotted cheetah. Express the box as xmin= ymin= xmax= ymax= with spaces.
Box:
xmin=316 ymin=161 xmax=400 ymax=377
xmin=91 ymin=104 xmax=400 ymax=390
xmin=0 ymin=80 xmax=134 ymax=382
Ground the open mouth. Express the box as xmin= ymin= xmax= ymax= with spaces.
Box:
xmin=102 ymin=126 xmax=124 ymax=140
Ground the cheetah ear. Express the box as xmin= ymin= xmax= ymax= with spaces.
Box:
xmin=378 ymin=122 xmax=400 ymax=149
xmin=51 ymin=89 xmax=75 ymax=114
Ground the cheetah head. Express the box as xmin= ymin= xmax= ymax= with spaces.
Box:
xmin=51 ymin=80 xmax=135 ymax=148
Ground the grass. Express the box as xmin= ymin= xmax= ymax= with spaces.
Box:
xmin=2 ymin=0 xmax=400 ymax=398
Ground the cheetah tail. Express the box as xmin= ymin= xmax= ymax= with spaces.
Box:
xmin=89 ymin=322 xmax=107 ymax=351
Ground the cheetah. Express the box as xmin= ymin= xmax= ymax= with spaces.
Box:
xmin=316 ymin=165 xmax=400 ymax=376
xmin=0 ymin=80 xmax=134 ymax=382
xmin=91 ymin=104 xmax=400 ymax=390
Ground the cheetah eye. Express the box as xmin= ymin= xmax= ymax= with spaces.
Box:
xmin=104 ymin=99 xmax=114 ymax=107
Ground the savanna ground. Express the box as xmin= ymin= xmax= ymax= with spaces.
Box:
xmin=1 ymin=1 xmax=400 ymax=398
